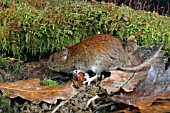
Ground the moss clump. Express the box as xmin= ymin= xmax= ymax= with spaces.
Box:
xmin=41 ymin=78 xmax=58 ymax=86
xmin=0 ymin=94 xmax=11 ymax=112
xmin=0 ymin=0 xmax=169 ymax=60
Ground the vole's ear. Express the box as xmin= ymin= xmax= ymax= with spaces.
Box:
xmin=61 ymin=48 xmax=69 ymax=61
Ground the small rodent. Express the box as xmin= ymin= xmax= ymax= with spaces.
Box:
xmin=48 ymin=34 xmax=163 ymax=84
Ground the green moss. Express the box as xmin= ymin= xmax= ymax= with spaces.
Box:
xmin=0 ymin=0 xmax=169 ymax=59
xmin=41 ymin=78 xmax=58 ymax=86
xmin=0 ymin=94 xmax=11 ymax=112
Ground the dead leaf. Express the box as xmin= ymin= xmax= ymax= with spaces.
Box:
xmin=115 ymin=101 xmax=170 ymax=113
xmin=137 ymin=101 xmax=170 ymax=113
xmin=100 ymin=71 xmax=134 ymax=95
xmin=122 ymin=70 xmax=148 ymax=92
xmin=100 ymin=69 xmax=148 ymax=94
xmin=0 ymin=78 xmax=77 ymax=104
xmin=112 ymin=62 xmax=170 ymax=109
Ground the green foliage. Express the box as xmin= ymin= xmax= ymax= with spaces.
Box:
xmin=0 ymin=54 xmax=20 ymax=74
xmin=41 ymin=78 xmax=58 ymax=86
xmin=0 ymin=95 xmax=11 ymax=112
xmin=0 ymin=55 xmax=8 ymax=69
xmin=1 ymin=0 xmax=13 ymax=6
xmin=0 ymin=0 xmax=169 ymax=60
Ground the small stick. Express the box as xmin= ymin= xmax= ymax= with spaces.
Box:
xmin=93 ymin=102 xmax=114 ymax=113
xmin=51 ymin=100 xmax=69 ymax=113
xmin=86 ymin=95 xmax=99 ymax=108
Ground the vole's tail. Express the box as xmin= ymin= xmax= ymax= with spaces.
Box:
xmin=120 ymin=41 xmax=164 ymax=71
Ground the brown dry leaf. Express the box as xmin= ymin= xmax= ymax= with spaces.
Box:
xmin=112 ymin=62 xmax=170 ymax=109
xmin=100 ymin=70 xmax=148 ymax=94
xmin=0 ymin=78 xmax=77 ymax=104
xmin=137 ymin=101 xmax=170 ymax=113
xmin=115 ymin=101 xmax=170 ymax=113
xmin=122 ymin=70 xmax=148 ymax=92
xmin=100 ymin=71 xmax=134 ymax=95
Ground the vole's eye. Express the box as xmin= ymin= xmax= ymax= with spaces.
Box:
xmin=51 ymin=57 xmax=55 ymax=62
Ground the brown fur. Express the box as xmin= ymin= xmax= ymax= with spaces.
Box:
xmin=48 ymin=34 xmax=163 ymax=74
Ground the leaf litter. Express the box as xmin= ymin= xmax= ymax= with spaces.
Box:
xmin=111 ymin=62 xmax=170 ymax=109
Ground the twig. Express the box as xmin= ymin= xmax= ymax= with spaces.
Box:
xmin=85 ymin=95 xmax=99 ymax=108
xmin=93 ymin=102 xmax=114 ymax=113
xmin=51 ymin=100 xmax=69 ymax=113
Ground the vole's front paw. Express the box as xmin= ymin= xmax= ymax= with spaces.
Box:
xmin=83 ymin=74 xmax=98 ymax=85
